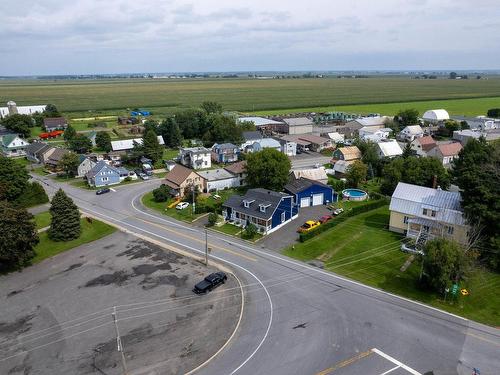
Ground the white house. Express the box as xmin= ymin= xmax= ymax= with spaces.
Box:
xmin=359 ymin=127 xmax=392 ymax=142
xmin=327 ymin=132 xmax=345 ymax=143
xmin=111 ymin=136 xmax=165 ymax=152
xmin=427 ymin=142 xmax=462 ymax=167
xmin=179 ymin=147 xmax=211 ymax=169
xmin=77 ymin=157 xmax=97 ymax=178
xmin=410 ymin=135 xmax=437 ymax=157
xmin=398 ymin=125 xmax=424 ymax=141
xmin=376 ymin=139 xmax=403 ymax=158
xmin=0 ymin=135 xmax=29 ymax=157
xmin=422 ymin=109 xmax=450 ymax=124
xmin=197 ymin=168 xmax=240 ymax=192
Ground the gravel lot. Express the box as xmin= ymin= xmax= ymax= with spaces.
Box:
xmin=0 ymin=231 xmax=241 ymax=375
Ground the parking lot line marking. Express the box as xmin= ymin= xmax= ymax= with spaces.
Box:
xmin=379 ymin=365 xmax=401 ymax=375
xmin=371 ymin=348 xmax=421 ymax=375
xmin=134 ymin=217 xmax=258 ymax=262
xmin=315 ymin=350 xmax=373 ymax=375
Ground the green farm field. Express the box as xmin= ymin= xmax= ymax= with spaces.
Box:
xmin=1 ymin=77 xmax=500 ymax=116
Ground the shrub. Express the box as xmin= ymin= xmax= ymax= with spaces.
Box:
xmin=124 ymin=176 xmax=132 ymax=182
xmin=207 ymin=212 xmax=218 ymax=227
xmin=152 ymin=185 xmax=170 ymax=202
xmin=16 ymin=182 xmax=49 ymax=208
xmin=242 ymin=223 xmax=258 ymax=239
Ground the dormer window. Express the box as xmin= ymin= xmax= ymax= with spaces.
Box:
xmin=243 ymin=199 xmax=255 ymax=208
xmin=259 ymin=203 xmax=271 ymax=212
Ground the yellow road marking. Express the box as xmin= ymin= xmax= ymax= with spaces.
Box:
xmin=133 ymin=217 xmax=258 ymax=262
xmin=465 ymin=331 xmax=500 ymax=347
xmin=315 ymin=350 xmax=373 ymax=375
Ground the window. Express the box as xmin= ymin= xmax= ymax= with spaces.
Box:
xmin=423 ymin=208 xmax=428 ymax=216
xmin=403 ymin=216 xmax=409 ymax=224
xmin=281 ymin=212 xmax=285 ymax=223
xmin=102 ymin=177 xmax=108 ymax=181
xmin=431 ymin=210 xmax=436 ymax=217
xmin=446 ymin=226 xmax=454 ymax=235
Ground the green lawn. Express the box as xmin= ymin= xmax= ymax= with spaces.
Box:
xmin=31 ymin=166 xmax=51 ymax=176
xmin=162 ymin=148 xmax=179 ymax=160
xmin=32 ymin=218 xmax=116 ymax=264
xmin=141 ymin=192 xmax=202 ymax=222
xmin=283 ymin=206 xmax=500 ymax=326
xmin=33 ymin=211 xmax=51 ymax=230
xmin=212 ymin=223 xmax=243 ymax=236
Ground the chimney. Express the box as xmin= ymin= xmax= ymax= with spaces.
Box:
xmin=432 ymin=174 xmax=437 ymax=189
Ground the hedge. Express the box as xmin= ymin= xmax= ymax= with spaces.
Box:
xmin=16 ymin=181 xmax=49 ymax=208
xmin=298 ymin=197 xmax=389 ymax=242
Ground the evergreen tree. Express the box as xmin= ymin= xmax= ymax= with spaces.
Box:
xmin=0 ymin=156 xmax=29 ymax=201
xmin=402 ymin=142 xmax=413 ymax=158
xmin=63 ymin=125 xmax=77 ymax=141
xmin=49 ymin=189 xmax=81 ymax=241
xmin=142 ymin=129 xmax=163 ymax=163
xmin=0 ymin=201 xmax=38 ymax=271
xmin=95 ymin=131 xmax=112 ymax=152
xmin=170 ymin=121 xmax=183 ymax=148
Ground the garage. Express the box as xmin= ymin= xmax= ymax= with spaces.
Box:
xmin=312 ymin=193 xmax=324 ymax=206
xmin=300 ymin=197 xmax=311 ymax=207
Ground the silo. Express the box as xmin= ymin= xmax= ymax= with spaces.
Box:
xmin=7 ymin=101 xmax=18 ymax=115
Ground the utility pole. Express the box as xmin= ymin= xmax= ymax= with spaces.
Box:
xmin=112 ymin=306 xmax=128 ymax=375
xmin=192 ymin=183 xmax=196 ymax=215
xmin=205 ymin=228 xmax=209 ymax=266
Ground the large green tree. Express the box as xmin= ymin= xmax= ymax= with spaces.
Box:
xmin=58 ymin=152 xmax=80 ymax=177
xmin=1 ymin=114 xmax=33 ymax=138
xmin=452 ymin=138 xmax=500 ymax=269
xmin=142 ymin=129 xmax=163 ymax=163
xmin=95 ymin=131 xmax=112 ymax=152
xmin=63 ymin=125 xmax=77 ymax=141
xmin=487 ymin=108 xmax=500 ymax=118
xmin=246 ymin=148 xmax=291 ymax=191
xmin=395 ymin=108 xmax=420 ymax=129
xmin=68 ymin=134 xmax=93 ymax=153
xmin=422 ymin=239 xmax=471 ymax=292
xmin=44 ymin=104 xmax=60 ymax=117
xmin=0 ymin=156 xmax=29 ymax=201
xmin=158 ymin=118 xmax=183 ymax=148
xmin=49 ymin=189 xmax=81 ymax=241
xmin=0 ymin=201 xmax=38 ymax=271
xmin=345 ymin=160 xmax=368 ymax=188
xmin=201 ymin=101 xmax=223 ymax=114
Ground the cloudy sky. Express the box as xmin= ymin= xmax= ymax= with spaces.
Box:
xmin=1 ymin=0 xmax=499 ymax=75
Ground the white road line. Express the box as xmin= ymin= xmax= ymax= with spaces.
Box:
xmin=379 ymin=365 xmax=401 ymax=375
xmin=80 ymin=206 xmax=274 ymax=375
xmin=371 ymin=348 xmax=421 ymax=375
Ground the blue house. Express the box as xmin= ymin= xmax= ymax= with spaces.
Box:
xmin=223 ymin=188 xmax=298 ymax=234
xmin=212 ymin=143 xmax=240 ymax=163
xmin=86 ymin=161 xmax=121 ymax=187
xmin=284 ymin=177 xmax=334 ymax=208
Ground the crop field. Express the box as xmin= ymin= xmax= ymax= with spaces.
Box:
xmin=1 ymin=77 xmax=500 ymax=116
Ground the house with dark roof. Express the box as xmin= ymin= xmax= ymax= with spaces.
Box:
xmin=284 ymin=177 xmax=334 ymax=207
xmin=86 ymin=161 xmax=121 ymax=187
xmin=211 ymin=143 xmax=240 ymax=163
xmin=224 ymin=160 xmax=247 ymax=186
xmin=163 ymin=164 xmax=204 ymax=197
xmin=25 ymin=141 xmax=54 ymax=163
xmin=43 ymin=117 xmax=68 ymax=131
xmin=223 ymin=188 xmax=298 ymax=234
xmin=77 ymin=156 xmax=97 ymax=178
xmin=1 ymin=134 xmax=29 ymax=157
xmin=44 ymin=148 xmax=70 ymax=170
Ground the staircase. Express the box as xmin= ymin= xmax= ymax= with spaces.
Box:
xmin=416 ymin=230 xmax=429 ymax=249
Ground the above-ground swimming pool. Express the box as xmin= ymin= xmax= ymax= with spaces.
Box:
xmin=342 ymin=189 xmax=368 ymax=201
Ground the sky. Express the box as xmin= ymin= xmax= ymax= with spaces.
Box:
xmin=1 ymin=0 xmax=499 ymax=75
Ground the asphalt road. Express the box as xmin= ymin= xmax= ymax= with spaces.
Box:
xmin=290 ymin=153 xmax=331 ymax=169
xmin=30 ymin=175 xmax=500 ymax=375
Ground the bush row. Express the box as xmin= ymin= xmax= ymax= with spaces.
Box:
xmin=298 ymin=198 xmax=389 ymax=242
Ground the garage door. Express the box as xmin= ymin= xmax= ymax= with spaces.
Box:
xmin=300 ymin=197 xmax=310 ymax=207
xmin=312 ymin=193 xmax=323 ymax=206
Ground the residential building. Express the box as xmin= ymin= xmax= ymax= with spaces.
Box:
xmin=0 ymin=126 xmax=17 ymax=140
xmin=331 ymin=146 xmax=361 ymax=162
xmin=398 ymin=125 xmax=424 ymax=141
xmin=281 ymin=134 xmax=332 ymax=152
xmin=164 ymin=160 xmax=177 ymax=171
xmin=25 ymin=142 xmax=54 ymax=163
xmin=106 ymin=151 xmax=123 ymax=164
xmin=282 ymin=117 xmax=314 ymax=135
xmin=197 ymin=168 xmax=240 ymax=192
xmin=332 ymin=160 xmax=354 ymax=177
xmin=410 ymin=135 xmax=436 ymax=157
xmin=359 ymin=127 xmax=392 ymax=142
xmin=344 ymin=116 xmax=390 ymax=136
xmin=427 ymin=142 xmax=462 ymax=167
xmin=273 ymin=137 xmax=297 ymax=156
xmin=389 ymin=182 xmax=468 ymax=245
xmin=291 ymin=168 xmax=328 ymax=184
xmin=238 ymin=117 xmax=287 ymax=133
xmin=224 ymin=160 xmax=247 ymax=186
xmin=422 ymin=109 xmax=449 ymax=124
xmin=163 ymin=164 xmax=204 ymax=197
xmin=450 ymin=116 xmax=499 ymax=131
xmin=77 ymin=156 xmax=97 ymax=178
xmin=452 ymin=129 xmax=500 ymax=145
xmin=43 ymin=117 xmax=68 ymax=131
xmin=1 ymin=135 xmax=29 ymax=157
xmin=44 ymin=148 xmax=70 ymax=170
xmin=116 ymin=167 xmax=137 ymax=181
xmin=223 ymin=188 xmax=298 ymax=234
xmin=111 ymin=136 xmax=165 ymax=152
xmin=86 ymin=161 xmax=121 ymax=187
xmin=376 ymin=139 xmax=403 ymax=158
xmin=179 ymin=147 xmax=211 ymax=169
xmin=240 ymin=131 xmax=263 ymax=150
xmin=211 ymin=143 xmax=240 ymax=163
xmin=284 ymin=177 xmax=333 ymax=207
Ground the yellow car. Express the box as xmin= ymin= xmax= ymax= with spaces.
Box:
xmin=298 ymin=220 xmax=321 ymax=233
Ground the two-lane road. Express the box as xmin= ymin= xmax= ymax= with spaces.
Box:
xmin=36 ymin=176 xmax=500 ymax=375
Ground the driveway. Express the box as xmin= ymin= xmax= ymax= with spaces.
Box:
xmin=0 ymin=231 xmax=241 ymax=375
xmin=258 ymin=205 xmax=333 ymax=251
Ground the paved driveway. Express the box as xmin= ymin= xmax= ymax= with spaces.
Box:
xmin=258 ymin=205 xmax=333 ymax=251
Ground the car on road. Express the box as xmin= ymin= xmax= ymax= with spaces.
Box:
xmin=319 ymin=215 xmax=332 ymax=224
xmin=176 ymin=202 xmax=190 ymax=210
xmin=193 ymin=272 xmax=227 ymax=294
xmin=96 ymin=188 xmax=111 ymax=195
xmin=297 ymin=220 xmax=321 ymax=233
xmin=332 ymin=208 xmax=344 ymax=216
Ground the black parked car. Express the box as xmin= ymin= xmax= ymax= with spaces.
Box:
xmin=96 ymin=188 xmax=111 ymax=195
xmin=193 ymin=272 xmax=227 ymax=294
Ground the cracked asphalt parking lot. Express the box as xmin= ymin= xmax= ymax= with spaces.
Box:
xmin=0 ymin=231 xmax=242 ymax=375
